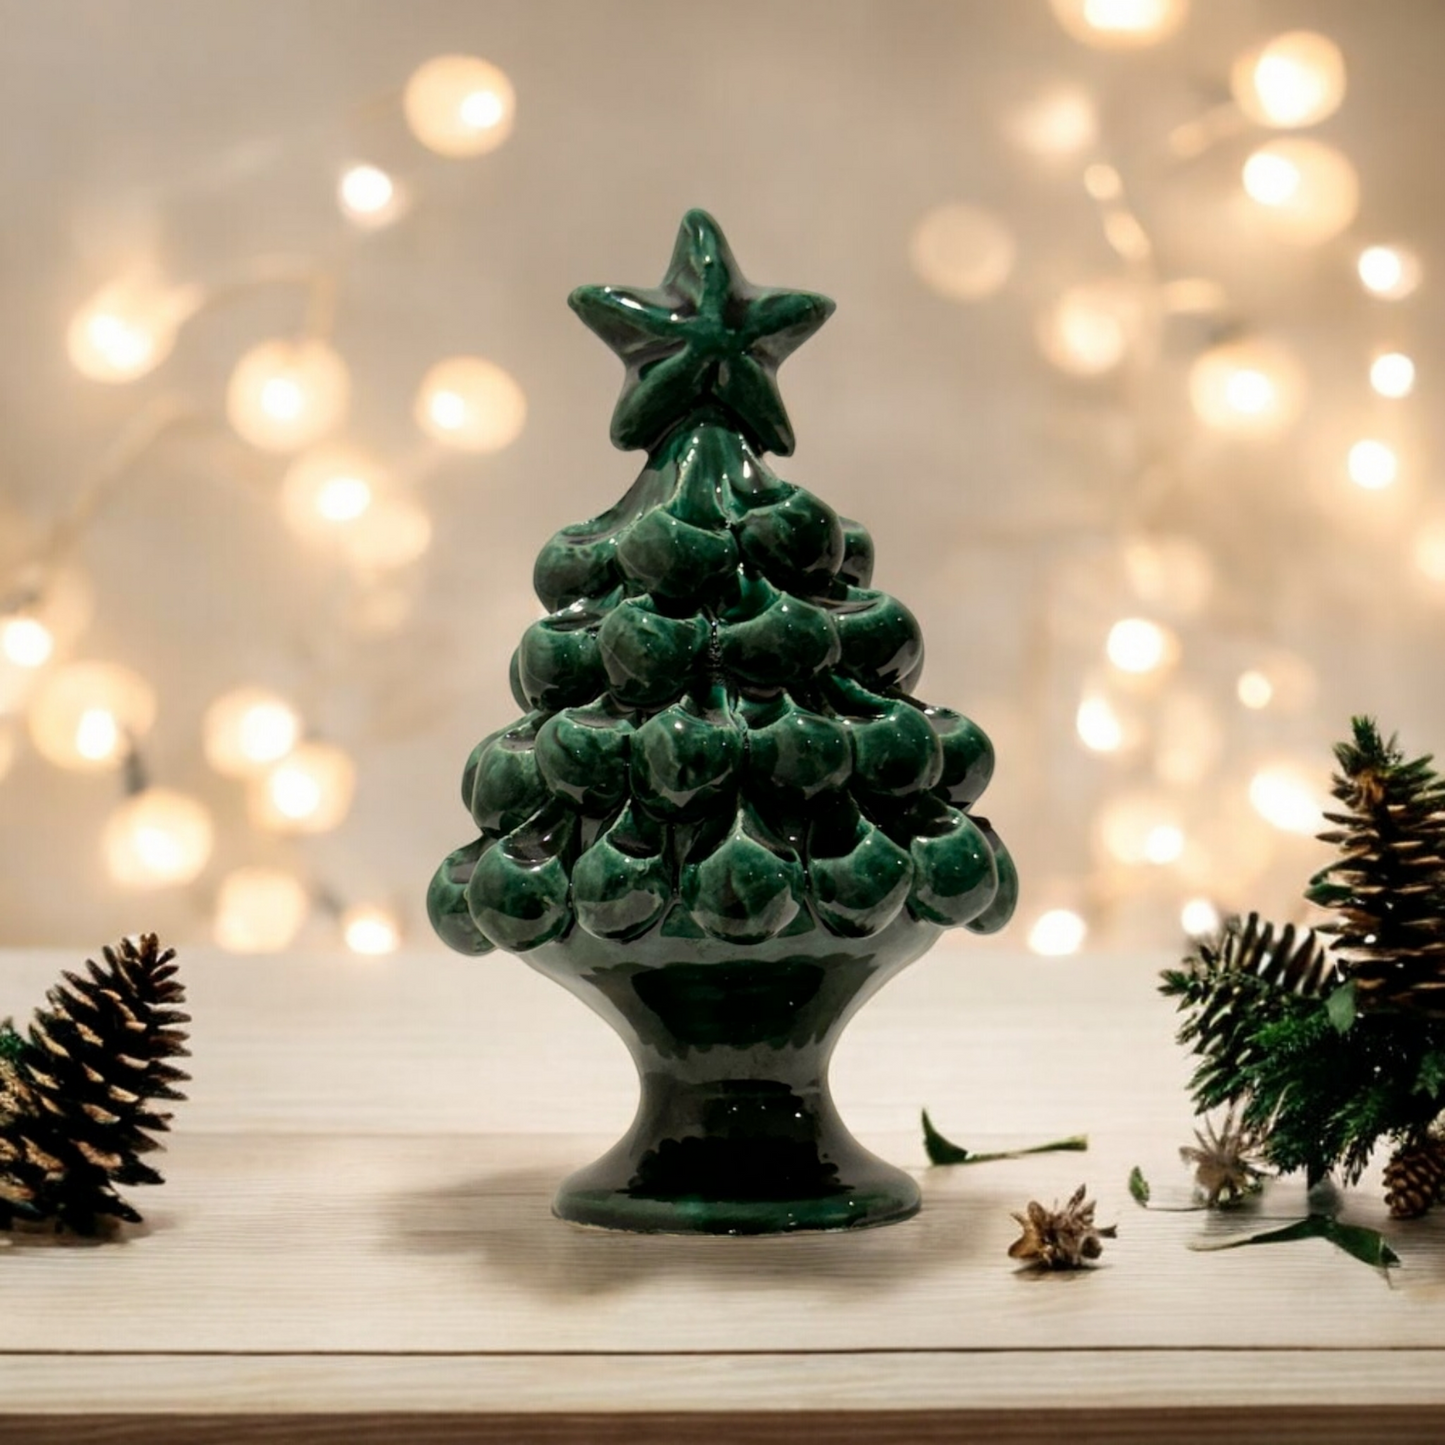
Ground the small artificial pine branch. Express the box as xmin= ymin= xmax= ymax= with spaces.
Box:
xmin=0 ymin=934 xmax=190 ymax=1235
xmin=1162 ymin=718 xmax=1445 ymax=1205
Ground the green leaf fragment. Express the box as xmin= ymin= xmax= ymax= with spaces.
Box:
xmin=921 ymin=1110 xmax=1087 ymax=1166
xmin=921 ymin=1109 xmax=971 ymax=1164
xmin=1189 ymin=1213 xmax=1399 ymax=1271
xmin=1128 ymin=1166 xmax=1150 ymax=1205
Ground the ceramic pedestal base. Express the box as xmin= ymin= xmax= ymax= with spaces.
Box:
xmin=527 ymin=913 xmax=938 ymax=1235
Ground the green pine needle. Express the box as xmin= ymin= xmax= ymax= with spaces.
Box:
xmin=921 ymin=1110 xmax=1087 ymax=1165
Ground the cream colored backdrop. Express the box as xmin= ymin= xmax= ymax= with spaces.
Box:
xmin=0 ymin=0 xmax=1440 ymax=950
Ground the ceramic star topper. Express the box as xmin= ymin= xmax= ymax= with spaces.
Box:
xmin=568 ymin=209 xmax=835 ymax=458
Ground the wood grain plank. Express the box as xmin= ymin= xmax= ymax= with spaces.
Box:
xmin=2 ymin=1132 xmax=1443 ymax=1357
xmin=3 ymin=1410 xmax=1445 ymax=1445
xmin=5 ymin=1350 xmax=1445 ymax=1415
xmin=0 ymin=944 xmax=1188 ymax=1137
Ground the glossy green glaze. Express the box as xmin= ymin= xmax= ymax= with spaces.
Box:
xmin=527 ymin=911 xmax=938 ymax=1233
xmin=428 ymin=210 xmax=1017 ymax=1233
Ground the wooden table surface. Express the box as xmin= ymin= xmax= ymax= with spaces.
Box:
xmin=2 ymin=939 xmax=1444 ymax=1444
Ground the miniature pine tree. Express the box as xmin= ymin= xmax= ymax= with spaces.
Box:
xmin=429 ymin=210 xmax=1016 ymax=955
xmin=0 ymin=935 xmax=190 ymax=1234
xmin=1307 ymin=717 xmax=1445 ymax=1012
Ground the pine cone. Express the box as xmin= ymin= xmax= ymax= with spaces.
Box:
xmin=0 ymin=934 xmax=190 ymax=1234
xmin=1383 ymin=1137 xmax=1445 ymax=1219
xmin=1007 ymin=1184 xmax=1116 ymax=1269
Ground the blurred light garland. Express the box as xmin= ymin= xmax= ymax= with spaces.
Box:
xmin=912 ymin=9 xmax=1425 ymax=953
xmin=0 ymin=52 xmax=524 ymax=953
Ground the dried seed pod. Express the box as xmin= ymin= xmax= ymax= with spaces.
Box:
xmin=1007 ymin=1184 xmax=1116 ymax=1270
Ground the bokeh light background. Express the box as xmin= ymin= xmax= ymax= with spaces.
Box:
xmin=1 ymin=0 xmax=1441 ymax=954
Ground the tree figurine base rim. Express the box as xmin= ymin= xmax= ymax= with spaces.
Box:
xmin=553 ymin=1167 xmax=922 ymax=1236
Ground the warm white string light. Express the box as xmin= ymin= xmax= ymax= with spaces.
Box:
xmin=204 ymin=687 xmax=303 ymax=777
xmin=281 ymin=446 xmax=386 ymax=541
xmin=1188 ymin=338 xmax=1305 ymax=437
xmin=414 ymin=356 xmax=527 ymax=452
xmin=251 ymin=740 xmax=357 ymax=834
xmin=909 ymin=204 xmax=1017 ymax=301
xmin=1049 ymin=0 xmax=1188 ymax=48
xmin=103 ymin=787 xmax=214 ymax=888
xmin=1347 ymin=439 xmax=1399 ymax=491
xmin=0 ymin=615 xmax=54 ymax=669
xmin=1180 ymin=897 xmax=1221 ymax=937
xmin=1241 ymin=138 xmax=1359 ymax=246
xmin=214 ymin=867 xmax=311 ymax=952
xmin=337 ymin=163 xmax=407 ymax=228
xmin=341 ymin=903 xmax=402 ymax=955
xmin=1027 ymin=908 xmax=1088 ymax=956
xmin=1231 ymin=32 xmax=1345 ymax=129
xmin=1358 ymin=245 xmax=1421 ymax=300
xmin=67 ymin=278 xmax=199 ymax=384
xmin=1106 ymin=617 xmax=1177 ymax=675
xmin=1037 ymin=280 xmax=1145 ymax=376
xmin=226 ymin=338 xmax=351 ymax=452
xmin=403 ymin=55 xmax=516 ymax=157
xmin=1248 ymin=762 xmax=1325 ymax=835
xmin=28 ymin=661 xmax=156 ymax=772
xmin=1370 ymin=352 xmax=1415 ymax=399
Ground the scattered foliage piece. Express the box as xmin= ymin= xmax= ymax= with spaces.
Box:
xmin=1008 ymin=1184 xmax=1116 ymax=1270
xmin=922 ymin=1110 xmax=1086 ymax=1166
xmin=1189 ymin=1213 xmax=1399 ymax=1274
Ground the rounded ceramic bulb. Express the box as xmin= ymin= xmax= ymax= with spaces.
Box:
xmin=28 ymin=661 xmax=156 ymax=771
xmin=404 ymin=55 xmax=516 ymax=157
xmin=227 ymin=338 xmax=350 ymax=452
xmin=104 ymin=788 xmax=214 ymax=888
xmin=214 ymin=867 xmax=310 ymax=952
xmin=414 ymin=356 xmax=527 ymax=452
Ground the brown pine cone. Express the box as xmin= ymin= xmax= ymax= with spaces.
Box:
xmin=1383 ymin=1138 xmax=1445 ymax=1219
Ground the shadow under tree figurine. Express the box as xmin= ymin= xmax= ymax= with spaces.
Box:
xmin=428 ymin=210 xmax=1016 ymax=1234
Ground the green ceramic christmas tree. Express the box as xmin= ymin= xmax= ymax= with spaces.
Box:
xmin=429 ymin=210 xmax=1016 ymax=1233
